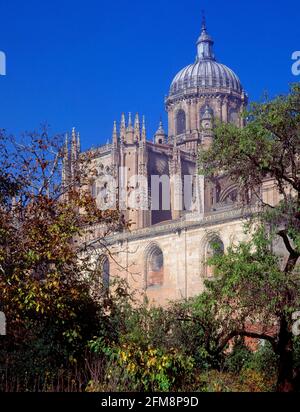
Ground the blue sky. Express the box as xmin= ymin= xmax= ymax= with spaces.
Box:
xmin=0 ymin=0 xmax=299 ymax=150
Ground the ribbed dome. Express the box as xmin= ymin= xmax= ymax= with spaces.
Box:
xmin=169 ymin=18 xmax=243 ymax=97
xmin=170 ymin=60 xmax=242 ymax=95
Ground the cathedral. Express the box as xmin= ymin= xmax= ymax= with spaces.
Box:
xmin=63 ymin=17 xmax=279 ymax=305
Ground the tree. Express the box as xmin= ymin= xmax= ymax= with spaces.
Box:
xmin=0 ymin=127 xmax=123 ymax=388
xmin=198 ymin=83 xmax=300 ymax=392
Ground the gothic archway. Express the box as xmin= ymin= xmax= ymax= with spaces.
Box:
xmin=144 ymin=243 xmax=164 ymax=289
xmin=202 ymin=234 xmax=225 ymax=278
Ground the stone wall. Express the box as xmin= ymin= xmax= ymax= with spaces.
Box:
xmin=92 ymin=208 xmax=250 ymax=306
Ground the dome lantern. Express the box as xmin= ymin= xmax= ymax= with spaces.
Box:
xmin=196 ymin=12 xmax=216 ymax=62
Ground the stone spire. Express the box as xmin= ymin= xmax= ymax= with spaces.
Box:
xmin=169 ymin=137 xmax=182 ymax=219
xmin=196 ymin=12 xmax=215 ymax=62
xmin=77 ymin=132 xmax=81 ymax=154
xmin=134 ymin=113 xmax=141 ymax=142
xmin=137 ymin=117 xmax=149 ymax=228
xmin=112 ymin=120 xmax=118 ymax=146
xmin=121 ymin=113 xmax=126 ymax=127
xmin=70 ymin=127 xmax=79 ymax=182
xmin=127 ymin=112 xmax=133 ymax=129
xmin=62 ymin=133 xmax=69 ymax=186
xmin=64 ymin=133 xmax=69 ymax=156
xmin=141 ymin=115 xmax=146 ymax=143
xmin=126 ymin=112 xmax=134 ymax=143
xmin=120 ymin=113 xmax=126 ymax=141
xmin=71 ymin=127 xmax=78 ymax=162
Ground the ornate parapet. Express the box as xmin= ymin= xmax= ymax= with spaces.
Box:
xmin=86 ymin=206 xmax=258 ymax=249
xmin=83 ymin=144 xmax=113 ymax=159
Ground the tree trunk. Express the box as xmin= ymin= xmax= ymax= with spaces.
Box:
xmin=276 ymin=317 xmax=295 ymax=392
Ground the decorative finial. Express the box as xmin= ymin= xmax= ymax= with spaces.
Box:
xmin=112 ymin=120 xmax=118 ymax=144
xmin=120 ymin=113 xmax=126 ymax=141
xmin=141 ymin=115 xmax=146 ymax=143
xmin=77 ymin=132 xmax=81 ymax=153
xmin=71 ymin=128 xmax=77 ymax=152
xmin=71 ymin=128 xmax=78 ymax=164
xmin=196 ymin=10 xmax=215 ymax=61
xmin=159 ymin=117 xmax=163 ymax=129
xmin=121 ymin=113 xmax=126 ymax=128
xmin=134 ymin=113 xmax=140 ymax=128
xmin=64 ymin=133 xmax=69 ymax=159
xmin=127 ymin=112 xmax=134 ymax=136
xmin=134 ymin=113 xmax=141 ymax=141
xmin=201 ymin=10 xmax=207 ymax=32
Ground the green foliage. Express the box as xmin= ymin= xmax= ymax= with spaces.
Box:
xmin=224 ymin=341 xmax=253 ymax=374
xmin=224 ymin=340 xmax=278 ymax=377
xmin=0 ymin=129 xmax=122 ymax=391
xmin=208 ymin=226 xmax=295 ymax=318
xmin=87 ymin=299 xmax=215 ymax=391
xmin=245 ymin=342 xmax=279 ymax=377
xmin=89 ymin=342 xmax=194 ymax=392
xmin=198 ymin=370 xmax=275 ymax=393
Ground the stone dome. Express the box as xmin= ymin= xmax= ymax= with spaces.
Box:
xmin=170 ymin=60 xmax=243 ymax=96
xmin=169 ymin=19 xmax=243 ymax=97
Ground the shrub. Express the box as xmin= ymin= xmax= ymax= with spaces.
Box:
xmin=224 ymin=341 xmax=252 ymax=374
xmin=88 ymin=341 xmax=194 ymax=392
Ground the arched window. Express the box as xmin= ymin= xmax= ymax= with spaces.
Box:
xmin=206 ymin=237 xmax=224 ymax=278
xmin=224 ymin=189 xmax=238 ymax=204
xmin=176 ymin=110 xmax=186 ymax=135
xmin=220 ymin=185 xmax=239 ymax=205
xmin=145 ymin=244 xmax=164 ymax=288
